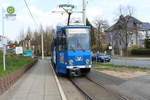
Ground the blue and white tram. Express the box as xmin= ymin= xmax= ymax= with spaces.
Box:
xmin=51 ymin=25 xmax=92 ymax=76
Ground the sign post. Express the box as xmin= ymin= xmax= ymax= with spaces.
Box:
xmin=1 ymin=6 xmax=16 ymax=71
xmin=1 ymin=7 xmax=6 ymax=71
xmin=3 ymin=44 xmax=6 ymax=71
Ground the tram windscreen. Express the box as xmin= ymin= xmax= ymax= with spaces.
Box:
xmin=66 ymin=28 xmax=90 ymax=50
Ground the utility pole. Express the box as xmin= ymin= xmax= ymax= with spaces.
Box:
xmin=2 ymin=7 xmax=6 ymax=71
xmin=41 ymin=31 xmax=44 ymax=59
xmin=82 ymin=0 xmax=86 ymax=25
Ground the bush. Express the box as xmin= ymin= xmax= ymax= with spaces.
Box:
xmin=128 ymin=44 xmax=139 ymax=49
xmin=145 ymin=39 xmax=150 ymax=49
xmin=131 ymin=48 xmax=150 ymax=56
xmin=91 ymin=45 xmax=97 ymax=51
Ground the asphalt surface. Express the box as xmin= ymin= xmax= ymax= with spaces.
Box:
xmin=109 ymin=58 xmax=150 ymax=68
xmin=117 ymin=75 xmax=150 ymax=100
xmin=88 ymin=70 xmax=150 ymax=100
xmin=0 ymin=60 xmax=61 ymax=100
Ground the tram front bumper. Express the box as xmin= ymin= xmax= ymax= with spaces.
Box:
xmin=66 ymin=65 xmax=91 ymax=69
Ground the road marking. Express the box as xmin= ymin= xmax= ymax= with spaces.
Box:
xmin=49 ymin=62 xmax=67 ymax=100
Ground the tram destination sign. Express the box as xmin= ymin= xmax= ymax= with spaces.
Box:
xmin=67 ymin=28 xmax=89 ymax=34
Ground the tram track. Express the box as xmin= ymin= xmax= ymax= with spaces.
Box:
xmin=69 ymin=76 xmax=131 ymax=100
xmin=86 ymin=77 xmax=130 ymax=100
xmin=69 ymin=77 xmax=93 ymax=100
xmin=58 ymin=76 xmax=86 ymax=100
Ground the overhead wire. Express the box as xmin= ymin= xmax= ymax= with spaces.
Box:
xmin=23 ymin=0 xmax=44 ymax=59
xmin=23 ymin=0 xmax=39 ymax=26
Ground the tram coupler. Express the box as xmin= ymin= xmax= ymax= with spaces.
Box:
xmin=69 ymin=68 xmax=81 ymax=77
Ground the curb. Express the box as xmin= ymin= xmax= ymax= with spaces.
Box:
xmin=49 ymin=61 xmax=67 ymax=100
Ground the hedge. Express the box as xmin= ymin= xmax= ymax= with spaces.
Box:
xmin=131 ymin=48 xmax=150 ymax=56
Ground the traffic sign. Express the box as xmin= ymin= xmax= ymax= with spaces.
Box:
xmin=5 ymin=13 xmax=16 ymax=20
xmin=109 ymin=46 xmax=112 ymax=50
xmin=15 ymin=47 xmax=23 ymax=55
xmin=6 ymin=6 xmax=16 ymax=20
xmin=2 ymin=38 xmax=7 ymax=45
xmin=5 ymin=14 xmax=16 ymax=17
xmin=7 ymin=45 xmax=16 ymax=49
xmin=23 ymin=50 xmax=33 ymax=56
xmin=7 ymin=6 xmax=15 ymax=14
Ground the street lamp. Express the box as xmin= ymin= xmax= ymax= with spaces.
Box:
xmin=41 ymin=30 xmax=44 ymax=59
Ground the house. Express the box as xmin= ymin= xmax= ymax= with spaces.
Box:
xmin=106 ymin=15 xmax=150 ymax=56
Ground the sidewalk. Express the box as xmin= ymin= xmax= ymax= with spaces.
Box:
xmin=0 ymin=60 xmax=61 ymax=100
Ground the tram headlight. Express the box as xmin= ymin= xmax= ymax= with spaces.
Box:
xmin=69 ymin=60 xmax=74 ymax=65
xmin=85 ymin=59 xmax=90 ymax=64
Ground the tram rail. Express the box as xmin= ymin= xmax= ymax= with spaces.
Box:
xmin=69 ymin=76 xmax=130 ymax=100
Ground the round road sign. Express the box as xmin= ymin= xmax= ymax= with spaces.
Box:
xmin=7 ymin=6 xmax=15 ymax=14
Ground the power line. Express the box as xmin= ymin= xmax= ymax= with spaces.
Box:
xmin=23 ymin=0 xmax=38 ymax=26
xmin=23 ymin=0 xmax=44 ymax=59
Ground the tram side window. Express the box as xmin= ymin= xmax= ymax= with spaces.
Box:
xmin=56 ymin=37 xmax=61 ymax=51
xmin=56 ymin=36 xmax=67 ymax=51
xmin=62 ymin=36 xmax=67 ymax=50
xmin=56 ymin=30 xmax=67 ymax=51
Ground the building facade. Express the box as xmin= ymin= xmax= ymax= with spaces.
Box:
xmin=106 ymin=15 xmax=150 ymax=56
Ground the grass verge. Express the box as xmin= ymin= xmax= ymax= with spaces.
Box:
xmin=93 ymin=61 xmax=150 ymax=71
xmin=0 ymin=51 xmax=34 ymax=77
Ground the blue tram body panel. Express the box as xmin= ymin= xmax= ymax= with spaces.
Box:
xmin=56 ymin=50 xmax=67 ymax=74
xmin=67 ymin=50 xmax=91 ymax=66
xmin=55 ymin=50 xmax=91 ymax=74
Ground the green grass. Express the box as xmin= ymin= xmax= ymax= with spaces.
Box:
xmin=93 ymin=61 xmax=150 ymax=71
xmin=0 ymin=50 xmax=34 ymax=77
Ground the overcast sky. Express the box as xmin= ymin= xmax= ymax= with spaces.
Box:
xmin=0 ymin=0 xmax=150 ymax=41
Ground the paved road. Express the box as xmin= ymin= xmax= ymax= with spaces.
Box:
xmin=109 ymin=58 xmax=150 ymax=68
xmin=0 ymin=60 xmax=61 ymax=100
xmin=117 ymin=75 xmax=150 ymax=100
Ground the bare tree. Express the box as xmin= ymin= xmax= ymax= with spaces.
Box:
xmin=18 ymin=29 xmax=25 ymax=41
xmin=117 ymin=5 xmax=135 ymax=17
xmin=111 ymin=5 xmax=141 ymax=56
xmin=127 ymin=5 xmax=135 ymax=16
xmin=94 ymin=17 xmax=109 ymax=51
xmin=18 ymin=26 xmax=54 ymax=56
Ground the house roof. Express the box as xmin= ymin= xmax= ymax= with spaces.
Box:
xmin=106 ymin=15 xmax=143 ymax=32
xmin=140 ymin=22 xmax=150 ymax=31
